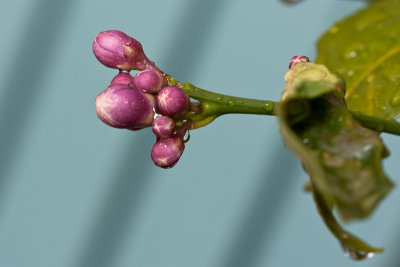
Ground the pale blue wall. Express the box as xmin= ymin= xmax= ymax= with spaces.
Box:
xmin=0 ymin=0 xmax=399 ymax=266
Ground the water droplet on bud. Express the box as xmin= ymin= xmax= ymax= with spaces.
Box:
xmin=183 ymin=131 xmax=190 ymax=143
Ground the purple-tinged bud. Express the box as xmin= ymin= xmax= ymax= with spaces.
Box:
xmin=95 ymin=84 xmax=155 ymax=129
xmin=156 ymin=86 xmax=190 ymax=117
xmin=289 ymin=55 xmax=310 ymax=69
xmin=134 ymin=69 xmax=166 ymax=94
xmin=110 ymin=72 xmax=136 ymax=87
xmin=151 ymin=135 xmax=185 ymax=168
xmin=93 ymin=30 xmax=157 ymax=71
xmin=152 ymin=116 xmax=175 ymax=138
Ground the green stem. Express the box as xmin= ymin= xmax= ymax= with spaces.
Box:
xmin=166 ymin=75 xmax=278 ymax=116
xmin=166 ymin=75 xmax=400 ymax=136
xmin=350 ymin=112 xmax=400 ymax=136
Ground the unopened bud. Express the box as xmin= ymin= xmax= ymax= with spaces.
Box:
xmin=134 ymin=69 xmax=166 ymax=93
xmin=152 ymin=116 xmax=175 ymax=138
xmin=110 ymin=72 xmax=135 ymax=87
xmin=289 ymin=55 xmax=310 ymax=69
xmin=151 ymin=135 xmax=185 ymax=168
xmin=93 ymin=30 xmax=156 ymax=71
xmin=156 ymin=86 xmax=190 ymax=117
xmin=95 ymin=84 xmax=155 ymax=129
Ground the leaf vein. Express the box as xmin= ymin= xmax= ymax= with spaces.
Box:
xmin=346 ymin=44 xmax=400 ymax=97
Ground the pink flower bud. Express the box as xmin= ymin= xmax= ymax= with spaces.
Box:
xmin=95 ymin=84 xmax=155 ymax=129
xmin=134 ymin=69 xmax=166 ymax=93
xmin=93 ymin=30 xmax=157 ymax=71
xmin=152 ymin=116 xmax=175 ymax=138
xmin=289 ymin=55 xmax=310 ymax=69
xmin=110 ymin=72 xmax=136 ymax=87
xmin=151 ymin=135 xmax=185 ymax=168
xmin=156 ymin=86 xmax=190 ymax=117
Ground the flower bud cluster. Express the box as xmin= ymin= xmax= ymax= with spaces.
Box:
xmin=93 ymin=30 xmax=191 ymax=168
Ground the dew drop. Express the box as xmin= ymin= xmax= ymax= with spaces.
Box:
xmin=183 ymin=131 xmax=190 ymax=143
xmin=347 ymin=70 xmax=354 ymax=76
xmin=341 ymin=244 xmax=375 ymax=260
xmin=390 ymin=91 xmax=400 ymax=107
xmin=228 ymin=101 xmax=236 ymax=107
xmin=329 ymin=26 xmax=339 ymax=34
xmin=264 ymin=103 xmax=273 ymax=112
xmin=340 ymin=233 xmax=349 ymax=239
xmin=348 ymin=51 xmax=357 ymax=58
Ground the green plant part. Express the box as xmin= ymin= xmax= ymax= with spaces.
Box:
xmin=93 ymin=25 xmax=400 ymax=259
xmin=317 ymin=0 xmax=400 ymax=120
xmin=279 ymin=62 xmax=393 ymax=258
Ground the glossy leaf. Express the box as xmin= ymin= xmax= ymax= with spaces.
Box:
xmin=316 ymin=0 xmax=400 ymax=120
xmin=279 ymin=62 xmax=393 ymax=256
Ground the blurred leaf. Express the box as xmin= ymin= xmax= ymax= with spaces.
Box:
xmin=313 ymin=188 xmax=383 ymax=260
xmin=279 ymin=62 xmax=393 ymax=255
xmin=316 ymin=0 xmax=400 ymax=120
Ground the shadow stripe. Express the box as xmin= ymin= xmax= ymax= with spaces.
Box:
xmin=219 ymin=145 xmax=299 ymax=267
xmin=75 ymin=1 xmax=228 ymax=266
xmin=0 ymin=0 xmax=76 ymax=210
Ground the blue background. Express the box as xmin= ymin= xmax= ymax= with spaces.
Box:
xmin=0 ymin=0 xmax=399 ymax=266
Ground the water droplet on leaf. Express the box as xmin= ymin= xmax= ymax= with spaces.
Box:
xmin=330 ymin=26 xmax=339 ymax=34
xmin=367 ymin=75 xmax=375 ymax=84
xmin=348 ymin=51 xmax=357 ymax=58
xmin=390 ymin=90 xmax=400 ymax=107
xmin=341 ymin=244 xmax=375 ymax=260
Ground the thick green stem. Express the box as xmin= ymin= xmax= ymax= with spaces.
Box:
xmin=166 ymin=75 xmax=400 ymax=136
xmin=350 ymin=112 xmax=400 ymax=136
xmin=167 ymin=76 xmax=279 ymax=117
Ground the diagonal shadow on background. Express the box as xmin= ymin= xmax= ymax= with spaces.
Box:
xmin=219 ymin=145 xmax=299 ymax=267
xmin=388 ymin=216 xmax=400 ymax=266
xmin=76 ymin=1 xmax=228 ymax=267
xmin=0 ymin=0 xmax=76 ymax=210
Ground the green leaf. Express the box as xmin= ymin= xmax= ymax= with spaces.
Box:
xmin=279 ymin=62 xmax=393 ymax=256
xmin=313 ymin=188 xmax=383 ymax=260
xmin=316 ymin=0 xmax=400 ymax=120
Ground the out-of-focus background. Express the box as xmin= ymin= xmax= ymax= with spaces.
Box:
xmin=0 ymin=0 xmax=399 ymax=266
